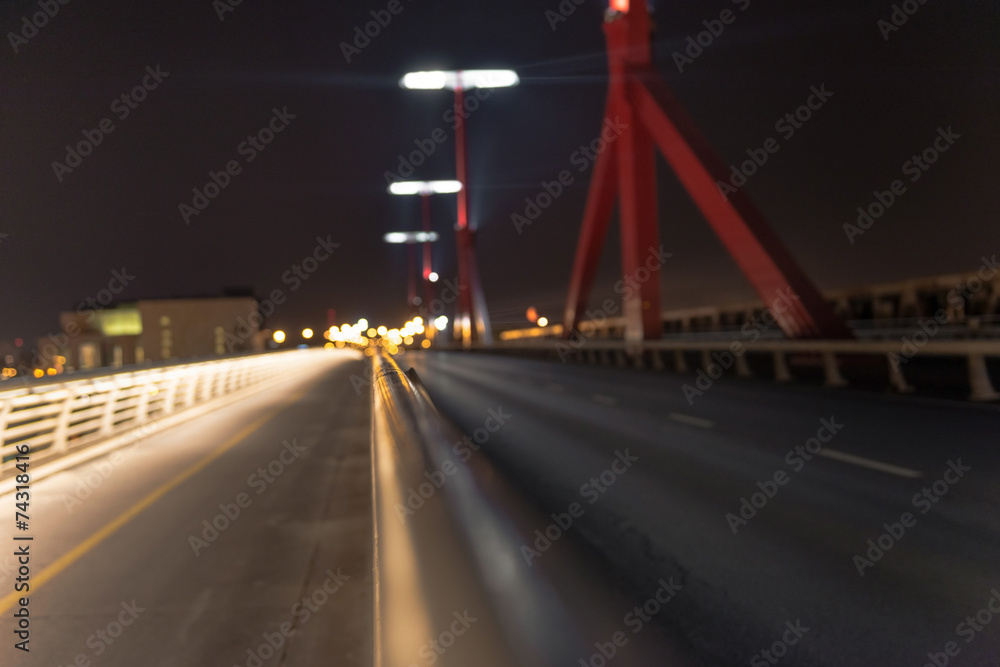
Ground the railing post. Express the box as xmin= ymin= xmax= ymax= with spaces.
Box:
xmin=734 ymin=353 xmax=752 ymax=378
xmin=163 ymin=375 xmax=180 ymax=414
xmin=185 ymin=372 xmax=199 ymax=408
xmin=700 ymin=350 xmax=712 ymax=372
xmin=135 ymin=382 xmax=152 ymax=425
xmin=968 ymin=353 xmax=999 ymax=401
xmin=52 ymin=388 xmax=74 ymax=454
xmin=0 ymin=398 xmax=11 ymax=474
xmin=674 ymin=350 xmax=688 ymax=372
xmin=773 ymin=351 xmax=793 ymax=382
xmin=823 ymin=352 xmax=848 ymax=387
xmin=887 ymin=353 xmax=914 ymax=394
xmin=100 ymin=384 xmax=121 ymax=435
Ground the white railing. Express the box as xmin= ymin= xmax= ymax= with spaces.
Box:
xmin=0 ymin=350 xmax=319 ymax=475
xmin=467 ymin=338 xmax=1000 ymax=402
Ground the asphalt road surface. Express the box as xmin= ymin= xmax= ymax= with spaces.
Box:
xmin=408 ymin=351 xmax=1000 ymax=667
xmin=2 ymin=350 xmax=372 ymax=667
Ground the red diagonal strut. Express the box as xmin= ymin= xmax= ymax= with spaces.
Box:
xmin=562 ymin=4 xmax=852 ymax=341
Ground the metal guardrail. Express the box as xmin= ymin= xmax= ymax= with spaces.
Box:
xmin=370 ymin=350 xmax=683 ymax=666
xmin=0 ymin=350 xmax=320 ymax=474
xmin=456 ymin=338 xmax=1000 ymax=401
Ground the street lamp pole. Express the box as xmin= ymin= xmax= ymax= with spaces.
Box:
xmin=383 ymin=232 xmax=441 ymax=313
xmin=452 ymin=80 xmax=476 ymax=343
xmin=387 ymin=180 xmax=461 ymax=343
xmin=399 ymin=69 xmax=519 ymax=347
xmin=420 ymin=192 xmax=433 ymax=312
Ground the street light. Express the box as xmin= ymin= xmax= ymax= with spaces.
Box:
xmin=302 ymin=328 xmax=314 ymax=339
xmin=387 ymin=180 xmax=461 ymax=329
xmin=399 ymin=69 xmax=520 ymax=347
xmin=388 ymin=180 xmax=462 ymax=196
xmin=400 ymin=70 xmax=520 ymax=91
xmin=383 ymin=230 xmax=441 ymax=309
xmin=383 ymin=231 xmax=440 ymax=244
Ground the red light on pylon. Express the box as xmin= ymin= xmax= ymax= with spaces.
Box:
xmin=610 ymin=0 xmax=629 ymax=12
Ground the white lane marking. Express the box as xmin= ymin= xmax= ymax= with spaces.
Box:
xmin=590 ymin=394 xmax=618 ymax=406
xmin=668 ymin=413 xmax=714 ymax=429
xmin=818 ymin=449 xmax=923 ymax=479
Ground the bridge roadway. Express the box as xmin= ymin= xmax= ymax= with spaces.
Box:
xmin=3 ymin=351 xmax=372 ymax=667
xmin=409 ymin=352 xmax=1000 ymax=667
xmin=4 ymin=348 xmax=999 ymax=666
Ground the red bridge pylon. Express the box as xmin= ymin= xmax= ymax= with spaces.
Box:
xmin=563 ymin=1 xmax=854 ymax=342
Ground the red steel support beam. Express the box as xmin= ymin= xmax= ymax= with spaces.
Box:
xmin=563 ymin=120 xmax=620 ymax=334
xmin=627 ymin=70 xmax=852 ymax=339
xmin=562 ymin=4 xmax=852 ymax=341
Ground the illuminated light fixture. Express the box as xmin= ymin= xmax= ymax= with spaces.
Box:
xmin=383 ymin=231 xmax=440 ymax=244
xmin=377 ymin=326 xmax=388 ymax=336
xmin=399 ymin=70 xmax=520 ymax=91
xmin=537 ymin=317 xmax=549 ymax=327
xmin=388 ymin=180 xmax=462 ymax=196
xmin=610 ymin=0 xmax=629 ymax=12
xmin=302 ymin=328 xmax=314 ymax=339
xmin=357 ymin=318 xmax=369 ymax=329
xmin=273 ymin=330 xmax=286 ymax=343
xmin=421 ymin=339 xmax=431 ymax=349
xmin=434 ymin=316 xmax=449 ymax=331
xmin=428 ymin=272 xmax=439 ymax=283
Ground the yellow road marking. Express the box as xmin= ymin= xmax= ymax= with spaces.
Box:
xmin=0 ymin=385 xmax=310 ymax=614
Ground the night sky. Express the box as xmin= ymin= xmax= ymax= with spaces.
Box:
xmin=1 ymin=0 xmax=997 ymax=342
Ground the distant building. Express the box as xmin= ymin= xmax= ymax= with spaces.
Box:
xmin=52 ymin=296 xmax=265 ymax=371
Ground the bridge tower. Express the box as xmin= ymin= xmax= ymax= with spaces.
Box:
xmin=563 ymin=0 xmax=853 ymax=342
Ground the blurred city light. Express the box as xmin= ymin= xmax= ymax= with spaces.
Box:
xmin=302 ymin=328 xmax=314 ymax=339
xmin=537 ymin=317 xmax=549 ymax=327
xmin=428 ymin=272 xmax=439 ymax=282
xmin=434 ymin=316 xmax=449 ymax=331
